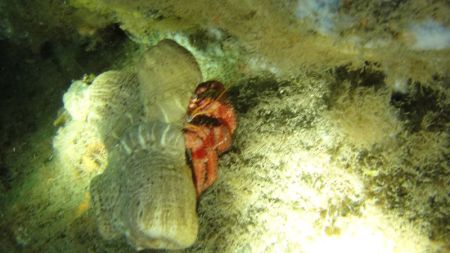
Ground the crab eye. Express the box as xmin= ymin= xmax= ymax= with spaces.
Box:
xmin=193 ymin=80 xmax=225 ymax=101
xmin=194 ymin=84 xmax=209 ymax=95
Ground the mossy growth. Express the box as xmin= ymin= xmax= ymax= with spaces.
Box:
xmin=65 ymin=0 xmax=449 ymax=84
xmin=326 ymin=86 xmax=402 ymax=150
xmin=322 ymin=63 xmax=449 ymax=242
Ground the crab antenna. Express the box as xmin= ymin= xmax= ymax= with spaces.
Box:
xmin=215 ymin=87 xmax=227 ymax=102
xmin=190 ymin=88 xmax=228 ymax=117
xmin=190 ymin=98 xmax=210 ymax=117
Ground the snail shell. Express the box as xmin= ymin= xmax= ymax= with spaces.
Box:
xmin=88 ymin=40 xmax=202 ymax=250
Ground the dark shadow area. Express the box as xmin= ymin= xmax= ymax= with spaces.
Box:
xmin=0 ymin=23 xmax=134 ymax=184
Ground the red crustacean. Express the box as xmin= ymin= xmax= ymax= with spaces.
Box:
xmin=183 ymin=80 xmax=237 ymax=198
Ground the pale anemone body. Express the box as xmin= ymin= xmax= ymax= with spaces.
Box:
xmin=91 ymin=121 xmax=198 ymax=250
xmin=79 ymin=40 xmax=203 ymax=250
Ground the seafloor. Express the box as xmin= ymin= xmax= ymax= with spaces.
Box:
xmin=0 ymin=1 xmax=449 ymax=253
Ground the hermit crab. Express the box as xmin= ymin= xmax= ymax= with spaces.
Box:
xmin=183 ymin=80 xmax=237 ymax=197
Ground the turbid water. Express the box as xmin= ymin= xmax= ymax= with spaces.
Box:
xmin=0 ymin=1 xmax=448 ymax=252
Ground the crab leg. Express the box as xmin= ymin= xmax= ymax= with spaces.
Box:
xmin=192 ymin=157 xmax=207 ymax=198
xmin=203 ymin=150 xmax=218 ymax=192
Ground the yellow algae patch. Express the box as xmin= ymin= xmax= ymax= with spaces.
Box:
xmin=74 ymin=192 xmax=91 ymax=218
xmin=81 ymin=141 xmax=108 ymax=176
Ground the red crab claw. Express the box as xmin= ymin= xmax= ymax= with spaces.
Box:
xmin=183 ymin=124 xmax=218 ymax=198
